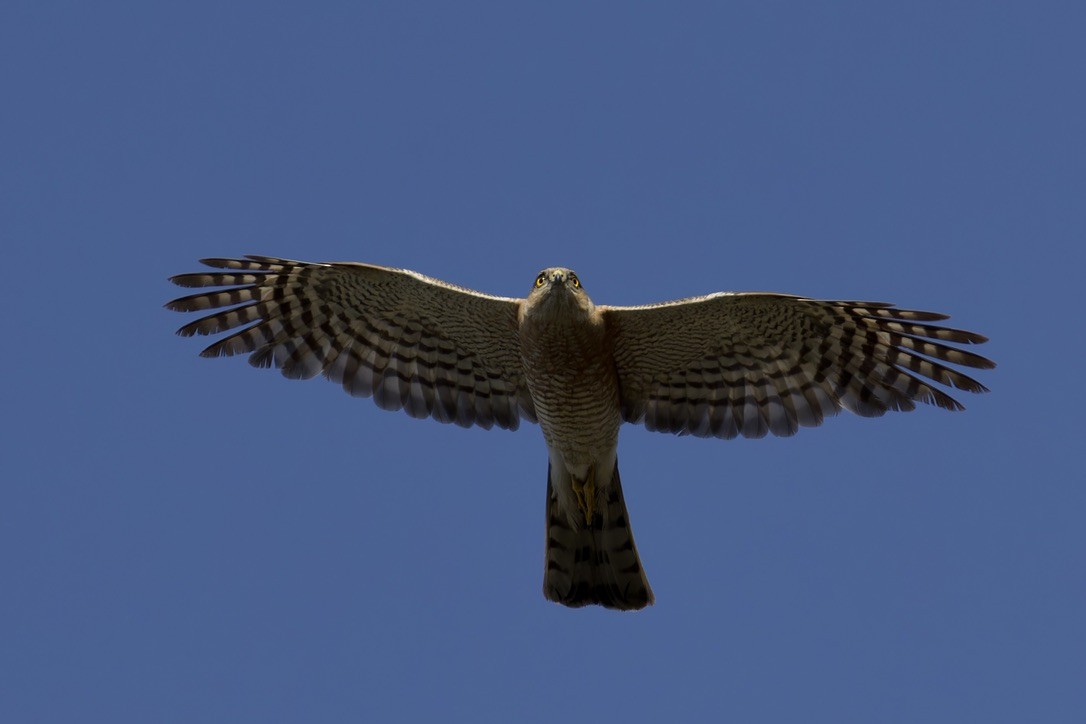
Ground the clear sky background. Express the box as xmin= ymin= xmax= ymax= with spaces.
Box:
xmin=3 ymin=2 xmax=1084 ymax=722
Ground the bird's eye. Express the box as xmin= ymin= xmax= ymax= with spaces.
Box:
xmin=570 ymin=275 xmax=580 ymax=288
xmin=535 ymin=274 xmax=546 ymax=288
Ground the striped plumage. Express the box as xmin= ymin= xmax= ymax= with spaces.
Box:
xmin=519 ymin=268 xmax=651 ymax=608
xmin=167 ymin=255 xmax=994 ymax=610
xmin=169 ymin=256 xmax=534 ymax=429
xmin=544 ymin=463 xmax=652 ymax=609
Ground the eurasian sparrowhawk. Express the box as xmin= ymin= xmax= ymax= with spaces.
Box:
xmin=168 ymin=256 xmax=993 ymax=610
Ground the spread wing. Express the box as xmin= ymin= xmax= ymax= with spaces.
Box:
xmin=167 ymin=255 xmax=536 ymax=429
xmin=602 ymin=293 xmax=993 ymax=439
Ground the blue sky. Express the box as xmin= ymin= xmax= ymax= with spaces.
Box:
xmin=3 ymin=2 xmax=1084 ymax=722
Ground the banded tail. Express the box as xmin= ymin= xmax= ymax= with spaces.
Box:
xmin=543 ymin=460 xmax=654 ymax=610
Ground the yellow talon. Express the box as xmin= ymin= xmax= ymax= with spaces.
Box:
xmin=572 ymin=470 xmax=596 ymax=526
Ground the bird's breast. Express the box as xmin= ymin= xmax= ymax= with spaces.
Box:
xmin=519 ymin=313 xmax=621 ymax=464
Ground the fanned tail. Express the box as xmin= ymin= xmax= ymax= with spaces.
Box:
xmin=543 ymin=460 xmax=654 ymax=610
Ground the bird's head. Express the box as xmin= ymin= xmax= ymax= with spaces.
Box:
xmin=524 ymin=267 xmax=594 ymax=317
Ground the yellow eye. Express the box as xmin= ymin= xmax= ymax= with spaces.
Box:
xmin=570 ymin=275 xmax=580 ymax=288
xmin=535 ymin=274 xmax=546 ymax=288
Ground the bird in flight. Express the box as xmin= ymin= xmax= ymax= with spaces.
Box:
xmin=167 ymin=255 xmax=993 ymax=610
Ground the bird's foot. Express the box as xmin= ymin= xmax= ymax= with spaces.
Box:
xmin=572 ymin=471 xmax=596 ymax=527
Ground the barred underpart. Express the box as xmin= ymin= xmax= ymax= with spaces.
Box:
xmin=604 ymin=293 xmax=993 ymax=439
xmin=542 ymin=462 xmax=654 ymax=611
xmin=167 ymin=255 xmax=535 ymax=429
xmin=167 ymin=256 xmax=994 ymax=611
